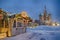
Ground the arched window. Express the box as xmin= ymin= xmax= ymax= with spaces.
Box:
xmin=17 ymin=18 xmax=22 ymax=27
xmin=13 ymin=20 xmax=16 ymax=28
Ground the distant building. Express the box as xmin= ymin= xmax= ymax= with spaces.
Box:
xmin=39 ymin=6 xmax=51 ymax=25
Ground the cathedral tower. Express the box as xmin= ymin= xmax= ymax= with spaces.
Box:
xmin=39 ymin=6 xmax=51 ymax=25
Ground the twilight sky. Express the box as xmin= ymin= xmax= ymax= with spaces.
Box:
xmin=0 ymin=0 xmax=60 ymax=21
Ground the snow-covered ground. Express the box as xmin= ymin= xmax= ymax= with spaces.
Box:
xmin=2 ymin=32 xmax=60 ymax=40
xmin=1 ymin=25 xmax=60 ymax=40
xmin=27 ymin=25 xmax=60 ymax=31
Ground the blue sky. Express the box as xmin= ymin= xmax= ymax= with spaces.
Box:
xmin=0 ymin=0 xmax=60 ymax=21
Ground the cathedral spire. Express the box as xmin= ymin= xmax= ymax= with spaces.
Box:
xmin=44 ymin=5 xmax=47 ymax=14
xmin=43 ymin=5 xmax=47 ymax=20
xmin=44 ymin=5 xmax=46 ymax=10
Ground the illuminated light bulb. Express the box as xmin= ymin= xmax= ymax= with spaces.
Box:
xmin=52 ymin=23 xmax=55 ymax=26
xmin=57 ymin=23 xmax=60 ymax=26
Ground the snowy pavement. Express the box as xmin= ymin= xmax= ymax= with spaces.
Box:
xmin=1 ymin=25 xmax=60 ymax=40
xmin=1 ymin=31 xmax=60 ymax=40
xmin=2 ymin=32 xmax=32 ymax=40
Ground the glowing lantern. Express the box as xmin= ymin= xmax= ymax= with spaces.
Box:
xmin=56 ymin=23 xmax=60 ymax=26
xmin=52 ymin=23 xmax=55 ymax=26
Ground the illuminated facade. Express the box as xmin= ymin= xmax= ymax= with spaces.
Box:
xmin=0 ymin=9 xmax=32 ymax=37
xmin=0 ymin=8 xmax=11 ymax=38
xmin=39 ymin=6 xmax=51 ymax=25
xmin=13 ymin=11 xmax=32 ymax=27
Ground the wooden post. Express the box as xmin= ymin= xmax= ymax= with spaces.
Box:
xmin=8 ymin=18 xmax=11 ymax=36
xmin=4 ymin=20 xmax=5 ymax=28
xmin=16 ymin=18 xmax=17 ymax=28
